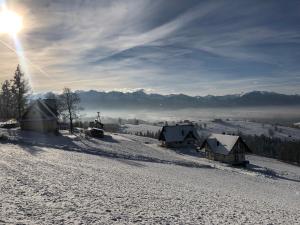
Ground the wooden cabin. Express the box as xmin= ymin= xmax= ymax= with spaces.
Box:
xmin=20 ymin=99 xmax=58 ymax=133
xmin=159 ymin=124 xmax=199 ymax=148
xmin=201 ymin=133 xmax=251 ymax=165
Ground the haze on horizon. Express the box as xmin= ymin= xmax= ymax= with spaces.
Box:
xmin=0 ymin=0 xmax=300 ymax=96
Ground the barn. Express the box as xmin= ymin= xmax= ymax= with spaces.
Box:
xmin=201 ymin=133 xmax=251 ymax=165
xmin=159 ymin=124 xmax=199 ymax=148
xmin=20 ymin=99 xmax=59 ymax=133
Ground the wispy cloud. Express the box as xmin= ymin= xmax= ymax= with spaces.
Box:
xmin=0 ymin=0 xmax=300 ymax=95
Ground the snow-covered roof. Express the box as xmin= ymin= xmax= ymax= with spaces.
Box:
xmin=294 ymin=122 xmax=300 ymax=127
xmin=206 ymin=133 xmax=240 ymax=155
xmin=160 ymin=124 xmax=198 ymax=142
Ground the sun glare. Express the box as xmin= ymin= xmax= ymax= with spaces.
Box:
xmin=0 ymin=9 xmax=23 ymax=34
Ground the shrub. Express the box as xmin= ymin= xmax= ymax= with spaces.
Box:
xmin=0 ymin=133 xmax=9 ymax=141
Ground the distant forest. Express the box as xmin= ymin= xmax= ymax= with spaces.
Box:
xmin=241 ymin=134 xmax=300 ymax=165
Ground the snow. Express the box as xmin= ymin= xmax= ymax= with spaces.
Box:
xmin=121 ymin=120 xmax=300 ymax=141
xmin=201 ymin=119 xmax=300 ymax=141
xmin=121 ymin=124 xmax=161 ymax=135
xmin=160 ymin=124 xmax=197 ymax=142
xmin=206 ymin=133 xmax=240 ymax=155
xmin=0 ymin=130 xmax=299 ymax=224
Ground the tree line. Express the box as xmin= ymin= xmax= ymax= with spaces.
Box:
xmin=0 ymin=65 xmax=30 ymax=120
xmin=241 ymin=134 xmax=300 ymax=165
xmin=0 ymin=65 xmax=81 ymax=133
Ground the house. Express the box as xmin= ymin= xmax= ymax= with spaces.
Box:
xmin=294 ymin=122 xmax=300 ymax=128
xmin=201 ymin=133 xmax=251 ymax=165
xmin=20 ymin=99 xmax=59 ymax=133
xmin=159 ymin=124 xmax=199 ymax=148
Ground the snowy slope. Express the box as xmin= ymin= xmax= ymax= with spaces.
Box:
xmin=121 ymin=124 xmax=162 ymax=135
xmin=0 ymin=130 xmax=299 ymax=224
xmin=121 ymin=120 xmax=300 ymax=141
xmin=203 ymin=119 xmax=300 ymax=141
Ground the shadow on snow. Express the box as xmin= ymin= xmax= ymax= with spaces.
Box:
xmin=1 ymin=130 xmax=213 ymax=170
xmin=245 ymin=163 xmax=300 ymax=183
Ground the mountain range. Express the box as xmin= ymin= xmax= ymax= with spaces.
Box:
xmin=70 ymin=90 xmax=300 ymax=110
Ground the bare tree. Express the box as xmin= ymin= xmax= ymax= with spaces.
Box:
xmin=59 ymin=87 xmax=81 ymax=133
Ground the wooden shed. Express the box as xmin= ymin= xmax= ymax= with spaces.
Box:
xmin=201 ymin=133 xmax=251 ymax=165
xmin=20 ymin=99 xmax=58 ymax=133
xmin=159 ymin=124 xmax=199 ymax=148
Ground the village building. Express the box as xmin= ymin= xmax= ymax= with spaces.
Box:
xmin=159 ymin=124 xmax=199 ymax=148
xmin=294 ymin=122 xmax=300 ymax=128
xmin=201 ymin=133 xmax=251 ymax=165
xmin=20 ymin=99 xmax=59 ymax=133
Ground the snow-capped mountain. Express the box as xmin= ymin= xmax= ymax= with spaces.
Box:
xmin=75 ymin=90 xmax=300 ymax=110
xmin=34 ymin=90 xmax=300 ymax=110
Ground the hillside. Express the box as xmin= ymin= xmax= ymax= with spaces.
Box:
xmin=121 ymin=119 xmax=300 ymax=141
xmin=0 ymin=130 xmax=299 ymax=224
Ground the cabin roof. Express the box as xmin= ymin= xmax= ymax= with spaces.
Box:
xmin=159 ymin=124 xmax=198 ymax=142
xmin=205 ymin=133 xmax=240 ymax=155
xmin=21 ymin=99 xmax=58 ymax=121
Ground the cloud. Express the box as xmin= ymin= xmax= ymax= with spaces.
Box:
xmin=0 ymin=0 xmax=299 ymax=95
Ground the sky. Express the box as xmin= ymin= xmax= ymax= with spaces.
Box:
xmin=0 ymin=0 xmax=300 ymax=96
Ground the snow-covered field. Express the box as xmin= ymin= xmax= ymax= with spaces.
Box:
xmin=0 ymin=129 xmax=299 ymax=224
xmin=203 ymin=119 xmax=300 ymax=140
xmin=121 ymin=124 xmax=162 ymax=134
xmin=121 ymin=119 xmax=300 ymax=141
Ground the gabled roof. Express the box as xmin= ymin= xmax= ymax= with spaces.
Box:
xmin=159 ymin=124 xmax=199 ymax=142
xmin=204 ymin=133 xmax=240 ymax=155
xmin=21 ymin=99 xmax=58 ymax=121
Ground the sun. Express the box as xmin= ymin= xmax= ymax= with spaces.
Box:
xmin=0 ymin=9 xmax=23 ymax=35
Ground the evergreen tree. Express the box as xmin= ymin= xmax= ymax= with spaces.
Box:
xmin=0 ymin=80 xmax=13 ymax=119
xmin=12 ymin=65 xmax=30 ymax=120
